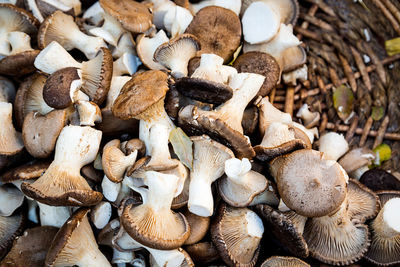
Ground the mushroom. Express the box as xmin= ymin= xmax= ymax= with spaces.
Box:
xmin=74 ymin=100 xmax=102 ymax=126
xmin=0 ymin=159 xmax=50 ymax=185
xmin=184 ymin=6 xmax=241 ymax=63
xmin=45 ymin=208 xmax=111 ymax=267
xmin=270 ymin=149 xmax=348 ymax=217
xmin=154 ymin=34 xmax=200 ymax=78
xmin=90 ymin=201 xmax=112 ymax=229
xmin=38 ymin=10 xmax=106 ymax=59
xmin=319 ymin=132 xmax=349 ymax=161
xmin=89 ymin=11 xmax=126 ymax=47
xmin=281 ymin=46 xmax=307 ymax=73
xmin=0 ymin=76 xmax=15 ymax=103
xmin=211 ymin=204 xmax=264 ymax=267
xmin=82 ymin=1 xmax=104 ymax=27
xmin=0 ymin=184 xmax=24 ymax=216
xmin=233 ymin=51 xmax=280 ymax=98
xmin=111 ymin=32 xmax=136 ymax=59
xmin=365 ymin=195 xmax=400 ymax=266
xmin=184 ymin=241 xmax=220 ymax=265
xmin=104 ymin=76 xmax=131 ymax=110
xmin=174 ymin=53 xmax=235 ymax=104
xmin=218 ymin=158 xmax=269 ymax=207
xmin=360 ymin=169 xmax=400 ymax=191
xmin=112 ymin=52 xmax=141 ymax=76
xmin=151 ymin=0 xmax=176 ymax=30
xmin=282 ymin=64 xmax=308 ymax=86
xmin=121 ymin=170 xmax=190 ymax=249
xmin=261 ymin=256 xmax=310 ymax=267
xmin=188 ymin=135 xmax=234 ymax=217
xmin=136 ymin=30 xmax=169 ymax=70
xmin=338 ymin=148 xmax=375 ymax=179
xmin=182 ymin=208 xmax=210 ymax=245
xmin=25 ymin=0 xmax=81 ymax=22
xmin=190 ymin=0 xmax=241 ymax=15
xmin=256 ymin=96 xmax=292 ymax=136
xmin=21 ymin=125 xmax=103 ymax=206
xmin=37 ymin=202 xmax=71 ymax=228
xmin=1 ymin=226 xmax=58 ymax=267
xmin=112 ymin=70 xmax=178 ymax=171
xmin=296 ymin=103 xmax=320 ymax=128
xmin=0 ymin=212 xmax=25 ymax=259
xmin=163 ymin=5 xmax=193 ymax=38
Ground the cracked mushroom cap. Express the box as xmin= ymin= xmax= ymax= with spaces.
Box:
xmin=99 ymin=0 xmax=152 ymax=34
xmin=1 ymin=226 xmax=58 ymax=267
xmin=261 ymin=256 xmax=309 ymax=267
xmin=360 ymin=169 xmax=400 ymax=191
xmin=178 ymin=105 xmax=255 ymax=159
xmin=270 ymin=149 xmax=348 ymax=217
xmin=22 ymin=109 xmax=68 ymax=158
xmin=0 ymin=212 xmax=25 ymax=259
xmin=185 ymin=6 xmax=241 ymax=63
xmin=112 ymin=70 xmax=169 ymax=120
xmin=233 ymin=51 xmax=280 ymax=97
xmin=211 ymin=204 xmax=264 ymax=267
xmin=45 ymin=208 xmax=111 ymax=267
xmin=255 ymin=204 xmax=309 ymax=258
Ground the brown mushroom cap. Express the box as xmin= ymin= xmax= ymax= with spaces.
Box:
xmin=183 ymin=208 xmax=210 ymax=245
xmin=0 ymin=212 xmax=25 ymax=259
xmin=254 ymin=139 xmax=307 ymax=162
xmin=185 ymin=6 xmax=242 ymax=63
xmin=270 ymin=149 xmax=348 ymax=217
xmin=43 ymin=67 xmax=80 ymax=109
xmin=211 ymin=204 xmax=263 ymax=267
xmin=22 ymin=109 xmax=67 ymax=158
xmin=255 ymin=204 xmax=309 ymax=258
xmin=338 ymin=147 xmax=375 ymax=175
xmin=261 ymin=256 xmax=310 ymax=267
xmin=282 ymin=46 xmax=307 ymax=73
xmin=0 ymin=4 xmax=39 ymax=34
xmin=0 ymin=160 xmax=50 ymax=183
xmin=360 ymin=169 xmax=400 ymax=191
xmin=0 ymin=50 xmax=40 ymax=76
xmin=112 ymin=70 xmax=169 ymax=120
xmin=1 ymin=226 xmax=58 ymax=267
xmin=97 ymin=108 xmax=139 ymax=136
xmin=233 ymin=52 xmax=280 ymax=97
xmin=242 ymin=106 xmax=259 ymax=136
xmin=178 ymin=105 xmax=255 ymax=159
xmin=99 ymin=0 xmax=152 ymax=33
xmin=184 ymin=241 xmax=220 ymax=265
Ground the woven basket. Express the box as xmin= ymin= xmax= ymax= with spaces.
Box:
xmin=273 ymin=0 xmax=400 ymax=172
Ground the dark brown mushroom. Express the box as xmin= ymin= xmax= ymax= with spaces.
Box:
xmin=0 ymin=212 xmax=25 ymax=259
xmin=360 ymin=169 xmax=400 ymax=191
xmin=185 ymin=241 xmax=220 ymax=265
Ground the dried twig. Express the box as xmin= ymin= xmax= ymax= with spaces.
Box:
xmin=373 ymin=115 xmax=390 ymax=148
xmin=284 ymin=87 xmax=295 ymax=116
xmin=345 ymin=116 xmax=359 ymax=142
xmin=370 ymin=0 xmax=400 ymax=35
xmin=360 ymin=117 xmax=374 ymax=147
xmin=350 ymin=46 xmax=372 ymax=91
xmin=303 ymin=0 xmax=336 ymax=17
xmin=339 ymin=54 xmax=357 ymax=92
xmin=381 ymin=0 xmax=400 ymax=24
xmin=300 ymin=13 xmax=335 ymax=31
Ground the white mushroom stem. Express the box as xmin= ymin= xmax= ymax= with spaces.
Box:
xmin=319 ymin=132 xmax=349 ymax=161
xmin=112 ymin=32 xmax=136 ymax=59
xmin=34 ymin=41 xmax=82 ymax=74
xmin=75 ymin=100 xmax=102 ymax=126
xmin=37 ymin=202 xmax=71 ymax=228
xmin=105 ymin=76 xmax=131 ymax=109
xmin=0 ymin=185 xmax=24 ymax=216
xmin=136 ymin=30 xmax=169 ymax=70
xmin=0 ymin=102 xmax=24 ymax=155
xmin=259 ymin=122 xmax=295 ymax=148
xmin=191 ymin=53 xmax=234 ymax=84
xmin=25 ymin=0 xmax=44 ymax=22
xmin=146 ymin=123 xmax=176 ymax=169
xmin=112 ymin=248 xmax=135 ymax=264
xmin=27 ymin=198 xmax=39 ymax=223
xmin=224 ymin=158 xmax=254 ymax=186
xmin=59 ymin=0 xmax=82 ymax=15
xmin=89 ymin=12 xmax=125 ymax=47
xmin=371 ymin=198 xmax=400 ymax=238
xmin=163 ymin=5 xmax=192 ymax=38
xmin=151 ymin=0 xmax=176 ymax=29
xmin=257 ymin=96 xmax=292 ymax=135
xmin=296 ymin=103 xmax=316 ymax=126
xmin=282 ymin=65 xmax=308 ymax=86
xmin=7 ymin=31 xmax=33 ymax=55
xmin=289 ymin=121 xmax=317 ymax=144
xmin=190 ymin=0 xmax=242 ymax=15
xmin=101 ymin=175 xmax=121 ymax=202
xmin=112 ymin=53 xmax=142 ymax=76
xmin=83 ymin=1 xmax=104 ymax=26
xmin=91 ymin=201 xmax=112 ymax=229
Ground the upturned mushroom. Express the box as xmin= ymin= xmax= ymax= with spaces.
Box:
xmin=38 ymin=10 xmax=106 ymax=59
xmin=319 ymin=132 xmax=349 ymax=161
xmin=338 ymin=147 xmax=375 ymax=179
xmin=188 ymin=135 xmax=234 ymax=217
xmin=21 ymin=125 xmax=103 ymax=206
xmin=136 ymin=30 xmax=169 ymax=70
xmin=296 ymin=103 xmax=320 ymax=128
xmin=45 ymin=208 xmax=111 ymax=267
xmin=211 ymin=204 xmax=264 ymax=267
xmin=154 ymin=34 xmax=200 ymax=78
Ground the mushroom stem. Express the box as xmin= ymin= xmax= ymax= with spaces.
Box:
xmin=191 ymin=53 xmax=228 ymax=83
xmin=188 ymin=174 xmax=214 ymax=217
xmin=297 ymin=104 xmax=315 ymax=125
xmin=112 ymin=53 xmax=141 ymax=76
xmin=371 ymin=198 xmax=400 ymax=238
xmin=319 ymin=132 xmax=349 ymax=161
xmin=89 ymin=12 xmax=125 ymax=46
xmin=224 ymin=158 xmax=253 ymax=186
xmin=257 ymin=96 xmax=292 ymax=136
xmin=101 ymin=175 xmax=121 ymax=202
xmin=37 ymin=202 xmax=70 ymax=228
xmin=146 ymin=123 xmax=177 ymax=170
xmin=0 ymin=102 xmax=24 ymax=155
xmin=259 ymin=122 xmax=295 ymax=148
xmin=7 ymin=32 xmax=33 ymax=55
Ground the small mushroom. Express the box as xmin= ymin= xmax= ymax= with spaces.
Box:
xmin=296 ymin=103 xmax=320 ymax=128
xmin=136 ymin=30 xmax=169 ymax=70
xmin=182 ymin=208 xmax=210 ymax=245
xmin=38 ymin=10 xmax=106 ymax=59
xmin=211 ymin=204 xmax=264 ymax=267
xmin=45 ymin=208 xmax=111 ymax=266
xmin=0 ymin=184 xmax=24 ymax=216
xmin=281 ymin=45 xmax=307 ymax=73
xmin=188 ymin=135 xmax=234 ymax=217
xmin=319 ymin=132 xmax=349 ymax=161
xmin=218 ymin=158 xmax=268 ymax=207
xmin=261 ymin=256 xmax=310 ymax=267
xmin=184 ymin=6 xmax=241 ymax=63
xmin=338 ymin=148 xmax=375 ymax=179
xmin=1 ymin=226 xmax=58 ymax=267
xmin=21 ymin=125 xmax=103 ymax=206
xmin=154 ymin=34 xmax=200 ymax=78
xmin=0 ymin=212 xmax=25 ymax=259
xmin=282 ymin=64 xmax=308 ymax=86
xmin=360 ymin=169 xmax=400 ymax=191
xmin=256 ymin=96 xmax=292 ymax=136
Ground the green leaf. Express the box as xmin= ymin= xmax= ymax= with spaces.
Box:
xmin=333 ymin=85 xmax=354 ymax=122
xmin=385 ymin=37 xmax=400 ymax=56
xmin=372 ymin=143 xmax=392 ymax=167
xmin=371 ymin=106 xmax=384 ymax=121
xmin=169 ymin=127 xmax=193 ymax=170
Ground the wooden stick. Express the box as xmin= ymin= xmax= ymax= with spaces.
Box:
xmin=373 ymin=116 xmax=390 ymax=148
xmin=360 ymin=41 xmax=387 ymax=85
xmin=329 ymin=67 xmax=341 ymax=87
xmin=370 ymin=0 xmax=400 ymax=35
xmin=350 ymin=46 xmax=372 ymax=91
xmin=300 ymin=13 xmax=335 ymax=31
xmin=303 ymin=0 xmax=336 ymax=17
xmin=319 ymin=113 xmax=328 ymax=133
xmin=345 ymin=116 xmax=359 ymax=142
xmin=284 ymin=87 xmax=295 ymax=116
xmin=381 ymin=0 xmax=400 ymax=24
xmin=339 ymin=54 xmax=357 ymax=93
xmin=269 ymin=87 xmax=276 ymax=104
xmin=295 ymin=27 xmax=321 ymax=41
xmin=360 ymin=117 xmax=373 ymax=147
xmin=296 ymin=4 xmax=319 ymax=40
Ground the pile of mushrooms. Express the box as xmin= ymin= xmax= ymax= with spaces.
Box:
xmin=0 ymin=0 xmax=399 ymax=266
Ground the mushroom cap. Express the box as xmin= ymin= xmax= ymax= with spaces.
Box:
xmin=211 ymin=204 xmax=263 ymax=267
xmin=184 ymin=241 xmax=220 ymax=265
xmin=377 ymin=190 xmax=400 ymax=206
xmin=112 ymin=70 xmax=169 ymax=120
xmin=270 ymin=149 xmax=348 ymax=217
xmin=233 ymin=51 xmax=280 ymax=97
xmin=43 ymin=67 xmax=80 ymax=109
xmin=185 ymin=6 xmax=241 ymax=63
xmin=0 ymin=102 xmax=24 ymax=156
xmin=282 ymin=46 xmax=307 ymax=73
xmin=183 ymin=208 xmax=210 ymax=245
xmin=99 ymin=0 xmax=152 ymax=33
xmin=174 ymin=77 xmax=233 ymax=105
xmin=0 ymin=212 xmax=25 ymax=259
xmin=0 ymin=160 xmax=50 ymax=183
xmin=97 ymin=108 xmax=139 ymax=136
xmin=254 ymin=139 xmax=308 ymax=162
xmin=242 ymin=106 xmax=259 ymax=136
xmin=360 ymin=169 xmax=400 ymax=191
xmin=0 ymin=50 xmax=40 ymax=76
xmin=0 ymin=4 xmax=39 ymax=34
xmin=338 ymin=147 xmax=375 ymax=175
xmin=261 ymin=256 xmax=310 ymax=267
xmin=178 ymin=105 xmax=255 ymax=159
xmin=22 ymin=109 xmax=67 ymax=158
xmin=255 ymin=204 xmax=309 ymax=258
xmin=1 ymin=226 xmax=58 ymax=267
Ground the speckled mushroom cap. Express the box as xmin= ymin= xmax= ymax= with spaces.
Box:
xmin=112 ymin=70 xmax=169 ymax=120
xmin=99 ymin=0 xmax=152 ymax=33
xmin=233 ymin=52 xmax=280 ymax=97
xmin=270 ymin=149 xmax=348 ymax=217
xmin=185 ymin=6 xmax=241 ymax=63
xmin=261 ymin=256 xmax=310 ymax=267
xmin=0 ymin=212 xmax=25 ymax=259
xmin=0 ymin=50 xmax=40 ymax=76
